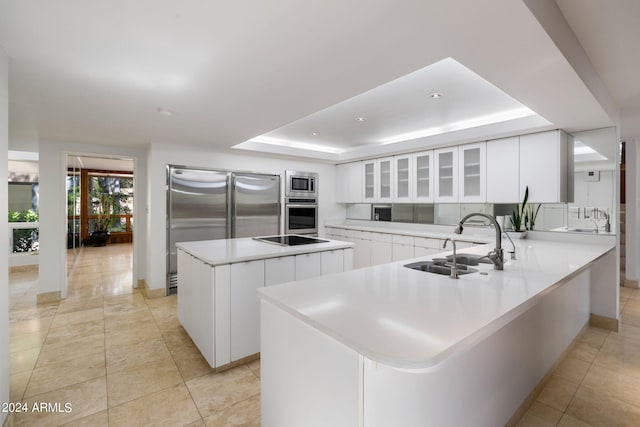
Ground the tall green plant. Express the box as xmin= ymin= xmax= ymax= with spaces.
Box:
xmin=511 ymin=186 xmax=529 ymax=231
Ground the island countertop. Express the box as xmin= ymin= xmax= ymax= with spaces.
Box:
xmin=257 ymin=239 xmax=615 ymax=370
xmin=176 ymin=236 xmax=354 ymax=266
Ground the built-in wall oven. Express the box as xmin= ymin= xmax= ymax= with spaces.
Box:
xmin=285 ymin=197 xmax=318 ymax=235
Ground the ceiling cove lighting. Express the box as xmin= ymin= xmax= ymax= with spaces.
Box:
xmin=242 ymin=136 xmax=343 ymax=154
xmin=377 ymin=107 xmax=538 ymax=145
xmin=574 ymin=140 xmax=608 ymax=162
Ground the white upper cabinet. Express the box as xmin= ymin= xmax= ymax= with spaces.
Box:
xmin=458 ymin=142 xmax=486 ymax=202
xmin=363 ymin=160 xmax=377 ymax=202
xmin=411 ymin=150 xmax=434 ymax=203
xmin=336 ymin=162 xmax=363 ymax=203
xmin=486 ymin=137 xmax=519 ymax=203
xmin=377 ymin=157 xmax=394 ymax=202
xmin=435 ymin=147 xmax=458 ymax=202
xmin=519 ymin=130 xmax=571 ymax=203
xmin=393 ymin=155 xmax=412 ymax=203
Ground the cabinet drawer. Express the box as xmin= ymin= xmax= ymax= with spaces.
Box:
xmin=321 ymin=250 xmax=344 ymax=275
xmin=265 ymin=256 xmax=296 ymax=286
xmin=392 ymin=234 xmax=414 ymax=246
xmin=370 ymin=232 xmax=392 ymax=243
xmin=414 ymin=237 xmax=442 ymax=250
xmin=295 ymin=252 xmax=322 ymax=280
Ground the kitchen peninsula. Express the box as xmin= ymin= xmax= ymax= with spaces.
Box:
xmin=258 ymin=238 xmax=616 ymax=427
xmin=176 ymin=236 xmax=354 ymax=369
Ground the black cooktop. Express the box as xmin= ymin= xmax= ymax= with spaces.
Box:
xmin=253 ymin=235 xmax=329 ymax=246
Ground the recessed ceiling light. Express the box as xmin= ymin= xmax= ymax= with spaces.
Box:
xmin=356 ymin=116 xmax=367 ymax=122
xmin=429 ymin=92 xmax=443 ymax=99
xmin=156 ymin=107 xmax=174 ymax=116
xmin=312 ymin=132 xmax=319 ymax=136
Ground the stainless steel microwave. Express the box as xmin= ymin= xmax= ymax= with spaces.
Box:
xmin=285 ymin=170 xmax=318 ymax=198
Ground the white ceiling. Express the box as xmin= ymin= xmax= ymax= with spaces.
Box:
xmin=0 ymin=0 xmax=633 ymax=163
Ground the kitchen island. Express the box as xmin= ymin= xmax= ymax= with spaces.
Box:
xmin=176 ymin=236 xmax=354 ymax=369
xmin=257 ymin=239 xmax=616 ymax=427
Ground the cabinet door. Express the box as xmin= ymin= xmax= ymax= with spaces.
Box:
xmin=230 ymin=260 xmax=265 ymax=361
xmin=265 ymin=256 xmax=295 ymax=286
xmin=459 ymin=142 xmax=486 ymax=202
xmin=347 ymin=162 xmax=363 ymax=203
xmin=295 ymin=252 xmax=322 ymax=280
xmin=412 ymin=150 xmax=434 ymax=202
xmin=392 ymin=244 xmax=414 ymax=261
xmin=519 ymin=130 xmax=569 ymax=203
xmin=370 ymin=234 xmax=393 ymax=265
xmin=393 ymin=155 xmax=412 ymax=202
xmin=321 ymin=250 xmax=344 ymax=275
xmin=435 ymin=147 xmax=458 ymax=202
xmin=335 ymin=164 xmax=349 ymax=203
xmin=486 ymin=137 xmax=519 ymax=203
xmin=352 ymin=238 xmax=372 ymax=269
xmin=363 ymin=161 xmax=377 ymax=202
xmin=378 ymin=157 xmax=394 ymax=202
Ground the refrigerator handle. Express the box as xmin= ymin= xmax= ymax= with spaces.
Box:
xmin=228 ymin=174 xmax=235 ymax=239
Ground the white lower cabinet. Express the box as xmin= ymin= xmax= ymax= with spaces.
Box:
xmin=295 ymin=252 xmax=322 ymax=280
xmin=230 ymin=260 xmax=265 ymax=361
xmin=265 ymin=256 xmax=295 ymax=286
xmin=392 ymin=243 xmax=414 ymax=261
xmin=321 ymin=250 xmax=345 ymax=275
xmin=370 ymin=233 xmax=393 ymax=265
xmin=353 ymin=238 xmax=372 ymax=269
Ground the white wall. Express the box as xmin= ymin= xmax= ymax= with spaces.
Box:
xmin=1 ymin=46 xmax=10 ymax=426
xmin=147 ymin=144 xmax=345 ymax=292
xmin=626 ymin=141 xmax=638 ymax=284
xmin=38 ymin=141 xmax=147 ymax=296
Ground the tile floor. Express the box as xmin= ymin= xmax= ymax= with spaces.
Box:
xmin=6 ymin=243 xmax=259 ymax=426
xmin=6 ymin=243 xmax=640 ymax=426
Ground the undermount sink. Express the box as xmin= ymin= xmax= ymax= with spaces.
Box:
xmin=445 ymin=253 xmax=492 ymax=266
xmin=404 ymin=260 xmax=478 ymax=276
xmin=567 ymin=228 xmax=598 ymax=233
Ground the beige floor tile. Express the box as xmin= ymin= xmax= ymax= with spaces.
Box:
xmin=184 ymin=419 xmax=206 ymax=427
xmin=581 ymin=364 xmax=640 ymax=407
xmin=10 ymin=370 xmax=31 ymax=401
xmin=45 ymin=318 xmax=105 ymax=346
xmin=577 ymin=327 xmax=609 ymax=348
xmin=105 ymin=320 xmax=161 ymax=348
xmin=59 ymin=409 xmax=108 ymax=427
xmin=50 ymin=307 xmax=104 ymax=329
xmin=9 ymin=316 xmax=54 ymax=338
xmin=567 ymin=342 xmax=599 ymax=364
xmin=104 ymin=309 xmax=155 ymax=331
xmin=247 ymin=358 xmax=260 ymax=379
xmin=617 ymin=322 xmax=640 ymax=344
xmin=553 ymin=357 xmax=591 ymax=384
xmin=108 ymin=383 xmax=201 ymax=427
xmin=517 ymin=412 xmax=558 ymax=427
xmin=162 ymin=327 xmax=198 ymax=354
xmin=566 ymin=386 xmax=640 ymax=427
xmin=106 ymin=336 xmax=171 ymax=374
xmin=36 ymin=333 xmax=105 ymax=368
xmin=12 ymin=376 xmax=107 ymax=427
xmin=106 ymin=355 xmax=183 ymax=407
xmin=56 ymin=296 xmax=104 ymax=314
xmin=620 ymin=310 xmax=640 ymax=328
xmin=9 ymin=303 xmax=59 ymax=323
xmin=10 ymin=347 xmax=40 ymax=374
xmin=535 ymin=375 xmax=579 ymax=412
xmin=187 ymin=365 xmax=260 ymax=418
xmin=203 ymin=394 xmax=260 ymax=427
xmin=25 ymin=351 xmax=106 ymax=397
xmin=557 ymin=414 xmax=593 ymax=426
xmin=9 ymin=330 xmax=47 ymax=353
xmin=170 ymin=346 xmax=215 ymax=381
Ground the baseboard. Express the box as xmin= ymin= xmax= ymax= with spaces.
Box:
xmin=505 ymin=322 xmax=590 ymax=427
xmin=141 ymin=279 xmax=166 ymax=299
xmin=36 ymin=291 xmax=61 ymax=304
xmin=9 ymin=264 xmax=39 ymax=274
xmin=590 ymin=313 xmax=619 ymax=332
xmin=623 ymin=279 xmax=639 ymax=289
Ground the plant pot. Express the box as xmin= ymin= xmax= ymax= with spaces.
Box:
xmin=506 ymin=230 xmax=527 ymax=240
xmin=90 ymin=231 xmax=110 ymax=246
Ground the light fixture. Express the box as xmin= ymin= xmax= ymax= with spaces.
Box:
xmin=312 ymin=132 xmax=319 ymax=136
xmin=356 ymin=116 xmax=367 ymax=122
xmin=429 ymin=92 xmax=443 ymax=99
xmin=156 ymin=107 xmax=174 ymax=117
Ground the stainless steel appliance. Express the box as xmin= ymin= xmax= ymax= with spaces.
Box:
xmin=166 ymin=166 xmax=280 ymax=293
xmin=285 ymin=170 xmax=318 ymax=198
xmin=284 ymin=197 xmax=318 ymax=235
xmin=372 ymin=204 xmax=392 ymax=221
xmin=253 ymin=235 xmax=328 ymax=246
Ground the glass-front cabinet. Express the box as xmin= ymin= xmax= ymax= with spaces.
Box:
xmin=412 ymin=150 xmax=433 ymax=203
xmin=393 ymin=155 xmax=412 ymax=202
xmin=378 ymin=157 xmax=393 ymax=202
xmin=363 ymin=160 xmax=377 ymax=202
xmin=459 ymin=142 xmax=486 ymax=202
xmin=435 ymin=147 xmax=458 ymax=202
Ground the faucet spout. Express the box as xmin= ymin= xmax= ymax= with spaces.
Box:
xmin=442 ymin=238 xmax=459 ymax=279
xmin=455 ymin=213 xmax=504 ymax=270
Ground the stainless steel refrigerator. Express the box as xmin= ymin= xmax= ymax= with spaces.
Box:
xmin=166 ymin=166 xmax=281 ymax=294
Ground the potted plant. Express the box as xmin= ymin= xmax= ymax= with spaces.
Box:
xmin=90 ymin=190 xmax=117 ymax=246
xmin=510 ymin=186 xmax=528 ymax=232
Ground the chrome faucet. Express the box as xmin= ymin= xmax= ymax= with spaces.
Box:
xmin=454 ymin=213 xmax=504 ymax=270
xmin=590 ymin=217 xmax=599 ymax=233
xmin=442 ymin=238 xmax=459 ymax=279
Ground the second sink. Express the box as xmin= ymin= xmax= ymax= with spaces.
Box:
xmin=445 ymin=253 xmax=493 ymax=266
xmin=404 ymin=260 xmax=478 ymax=276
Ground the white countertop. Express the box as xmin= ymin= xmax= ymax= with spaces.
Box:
xmin=325 ymin=222 xmax=495 ymax=244
xmin=258 ymin=239 xmax=614 ymax=370
xmin=176 ymin=236 xmax=354 ymax=266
